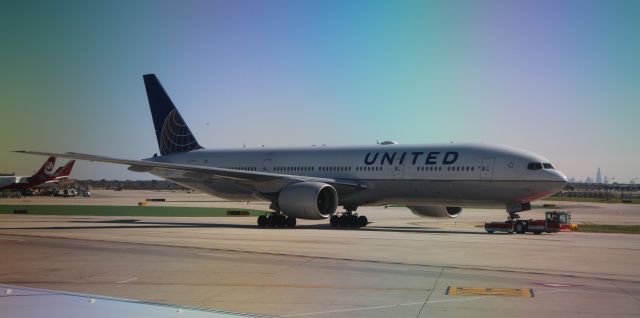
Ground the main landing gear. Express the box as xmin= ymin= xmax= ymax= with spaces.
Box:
xmin=329 ymin=207 xmax=368 ymax=228
xmin=257 ymin=212 xmax=296 ymax=228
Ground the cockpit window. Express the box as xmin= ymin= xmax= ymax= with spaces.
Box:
xmin=543 ymin=163 xmax=554 ymax=169
xmin=527 ymin=162 xmax=543 ymax=170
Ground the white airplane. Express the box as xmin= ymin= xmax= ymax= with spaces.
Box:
xmin=17 ymin=74 xmax=567 ymax=228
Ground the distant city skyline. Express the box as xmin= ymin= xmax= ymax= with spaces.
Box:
xmin=567 ymin=166 xmax=639 ymax=184
xmin=2 ymin=0 xmax=639 ymax=181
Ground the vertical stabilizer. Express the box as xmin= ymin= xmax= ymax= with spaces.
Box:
xmin=143 ymin=74 xmax=203 ymax=156
xmin=54 ymin=160 xmax=75 ymax=180
xmin=34 ymin=156 xmax=56 ymax=177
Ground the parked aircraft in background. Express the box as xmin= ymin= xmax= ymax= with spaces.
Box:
xmin=17 ymin=74 xmax=567 ymax=227
xmin=0 ymin=157 xmax=75 ymax=192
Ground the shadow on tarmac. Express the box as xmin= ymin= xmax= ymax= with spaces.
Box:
xmin=3 ymin=219 xmax=490 ymax=235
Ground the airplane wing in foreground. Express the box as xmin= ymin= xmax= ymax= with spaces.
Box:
xmin=15 ymin=150 xmax=365 ymax=190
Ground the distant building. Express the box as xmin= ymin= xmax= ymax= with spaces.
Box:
xmin=596 ymin=167 xmax=602 ymax=184
xmin=568 ymin=177 xmax=576 ymax=183
xmin=604 ymin=176 xmax=608 ymax=184
xmin=586 ymin=177 xmax=593 ymax=183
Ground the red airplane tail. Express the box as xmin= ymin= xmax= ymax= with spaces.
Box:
xmin=54 ymin=160 xmax=75 ymax=180
xmin=33 ymin=156 xmax=56 ymax=178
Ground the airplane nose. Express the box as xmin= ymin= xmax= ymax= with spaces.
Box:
xmin=552 ymin=171 xmax=568 ymax=185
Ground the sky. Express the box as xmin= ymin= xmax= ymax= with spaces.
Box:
xmin=1 ymin=0 xmax=639 ymax=182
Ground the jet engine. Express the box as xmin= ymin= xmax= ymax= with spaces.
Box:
xmin=408 ymin=206 xmax=462 ymax=218
xmin=278 ymin=182 xmax=338 ymax=220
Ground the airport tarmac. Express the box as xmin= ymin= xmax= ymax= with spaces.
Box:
xmin=0 ymin=191 xmax=639 ymax=317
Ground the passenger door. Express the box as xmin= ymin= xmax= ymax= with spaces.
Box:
xmin=480 ymin=158 xmax=495 ymax=181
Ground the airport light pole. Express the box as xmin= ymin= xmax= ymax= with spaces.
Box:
xmin=609 ymin=177 xmax=617 ymax=200
xmin=630 ymin=178 xmax=639 ymax=193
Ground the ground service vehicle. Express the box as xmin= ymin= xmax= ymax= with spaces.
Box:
xmin=485 ymin=211 xmax=573 ymax=234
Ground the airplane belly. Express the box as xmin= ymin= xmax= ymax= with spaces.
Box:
xmin=341 ymin=180 xmax=542 ymax=207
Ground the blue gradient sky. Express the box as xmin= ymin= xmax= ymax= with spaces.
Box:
xmin=1 ymin=0 xmax=639 ymax=182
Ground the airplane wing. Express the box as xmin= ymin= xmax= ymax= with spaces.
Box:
xmin=14 ymin=151 xmax=366 ymax=189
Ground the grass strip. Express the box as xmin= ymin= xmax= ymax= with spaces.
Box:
xmin=0 ymin=205 xmax=267 ymax=217
xmin=546 ymin=197 xmax=639 ymax=204
xmin=575 ymin=224 xmax=640 ymax=234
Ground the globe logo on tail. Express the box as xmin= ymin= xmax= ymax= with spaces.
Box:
xmin=159 ymin=110 xmax=202 ymax=155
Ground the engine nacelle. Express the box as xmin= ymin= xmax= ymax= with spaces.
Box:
xmin=408 ymin=206 xmax=462 ymax=218
xmin=278 ymin=182 xmax=338 ymax=220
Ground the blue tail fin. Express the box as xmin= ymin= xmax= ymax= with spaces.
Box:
xmin=143 ymin=74 xmax=203 ymax=155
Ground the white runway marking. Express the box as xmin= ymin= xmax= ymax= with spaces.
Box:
xmin=116 ymin=277 xmax=138 ymax=284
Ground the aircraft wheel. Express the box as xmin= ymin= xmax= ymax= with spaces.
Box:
xmin=285 ymin=216 xmax=296 ymax=228
xmin=257 ymin=215 xmax=268 ymax=228
xmin=267 ymin=215 xmax=276 ymax=228
xmin=349 ymin=215 xmax=359 ymax=227
xmin=338 ymin=215 xmax=349 ymax=227
xmin=515 ymin=222 xmax=526 ymax=234
xmin=357 ymin=215 xmax=368 ymax=227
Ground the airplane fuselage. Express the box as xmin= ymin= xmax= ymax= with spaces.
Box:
xmin=148 ymin=143 xmax=567 ymax=208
